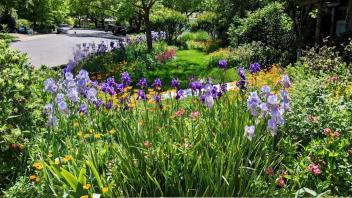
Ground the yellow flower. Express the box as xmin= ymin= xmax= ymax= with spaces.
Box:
xmin=94 ymin=133 xmax=102 ymax=139
xmin=29 ymin=175 xmax=37 ymax=180
xmin=74 ymin=122 xmax=79 ymax=127
xmin=54 ymin=158 xmax=60 ymax=165
xmin=32 ymin=162 xmax=43 ymax=170
xmin=63 ymin=155 xmax=72 ymax=162
xmin=108 ymin=129 xmax=116 ymax=134
xmin=122 ymin=93 xmax=128 ymax=98
xmin=35 ymin=178 xmax=41 ymax=183
xmin=77 ymin=131 xmax=83 ymax=138
xmin=102 ymin=187 xmax=109 ymax=193
xmin=48 ymin=152 xmax=53 ymax=158
xmin=127 ymin=86 xmax=133 ymax=90
xmin=80 ymin=195 xmax=89 ymax=198
xmin=83 ymin=183 xmax=91 ymax=190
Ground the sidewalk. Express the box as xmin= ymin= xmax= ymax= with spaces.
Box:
xmin=9 ymin=33 xmax=56 ymax=42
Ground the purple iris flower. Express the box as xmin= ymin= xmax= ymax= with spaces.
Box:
xmin=176 ymin=90 xmax=184 ymax=100
xmin=101 ymin=83 xmax=109 ymax=93
xmin=121 ymin=72 xmax=132 ymax=86
xmin=189 ymin=81 xmax=203 ymax=92
xmin=137 ymin=78 xmax=148 ymax=89
xmin=236 ymin=80 xmax=247 ymax=91
xmin=67 ymin=88 xmax=79 ymax=103
xmin=58 ymin=101 xmax=69 ymax=114
xmin=87 ymin=88 xmax=97 ymax=103
xmin=115 ymin=83 xmax=124 ymax=94
xmin=171 ymin=78 xmax=180 ymax=89
xmin=282 ymin=75 xmax=291 ymax=88
xmin=95 ymin=99 xmax=103 ymax=108
xmin=267 ymin=94 xmax=279 ymax=106
xmin=44 ymin=78 xmax=58 ymax=93
xmin=220 ymin=83 xmax=227 ymax=93
xmin=259 ymin=102 xmax=269 ymax=117
xmin=153 ymin=94 xmax=162 ymax=103
xmin=106 ymin=101 xmax=112 ymax=110
xmin=79 ymin=104 xmax=88 ymax=115
xmin=107 ymin=77 xmax=116 ymax=87
xmin=152 ymin=78 xmax=162 ymax=90
xmin=137 ymin=90 xmax=147 ymax=100
xmin=244 ymin=125 xmax=255 ymax=141
xmin=218 ymin=60 xmax=228 ymax=69
xmin=249 ymin=62 xmax=261 ymax=74
xmin=261 ymin=85 xmax=271 ymax=98
xmin=247 ymin=91 xmax=260 ymax=116
xmin=237 ymin=67 xmax=246 ymax=80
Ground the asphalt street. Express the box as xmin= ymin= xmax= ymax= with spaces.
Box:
xmin=10 ymin=29 xmax=121 ymax=68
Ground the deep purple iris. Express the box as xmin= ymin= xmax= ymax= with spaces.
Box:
xmin=218 ymin=60 xmax=228 ymax=69
xmin=121 ymin=72 xmax=132 ymax=86
xmin=79 ymin=104 xmax=88 ymax=115
xmin=249 ymin=62 xmax=261 ymax=74
xmin=237 ymin=67 xmax=246 ymax=80
xmin=171 ymin=78 xmax=180 ymax=89
xmin=106 ymin=101 xmax=112 ymax=110
xmin=189 ymin=81 xmax=203 ymax=91
xmin=137 ymin=78 xmax=148 ymax=89
xmin=152 ymin=78 xmax=162 ymax=90
xmin=153 ymin=94 xmax=162 ymax=103
xmin=137 ymin=90 xmax=147 ymax=100
xmin=176 ymin=90 xmax=184 ymax=100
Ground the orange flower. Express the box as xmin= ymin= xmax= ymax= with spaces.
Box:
xmin=144 ymin=140 xmax=152 ymax=148
xmin=29 ymin=175 xmax=37 ymax=180
xmin=83 ymin=183 xmax=91 ymax=190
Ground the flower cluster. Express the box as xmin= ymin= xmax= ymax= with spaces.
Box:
xmin=64 ymin=31 xmax=167 ymax=73
xmin=236 ymin=67 xmax=247 ymax=91
xmin=244 ymin=75 xmax=291 ymax=140
xmin=189 ymin=79 xmax=227 ymax=109
xmin=156 ymin=48 xmax=176 ymax=63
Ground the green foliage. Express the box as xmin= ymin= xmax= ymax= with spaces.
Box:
xmin=151 ymin=8 xmax=188 ymax=43
xmin=0 ymin=40 xmax=57 ymax=192
xmin=16 ymin=19 xmax=31 ymax=30
xmin=0 ymin=32 xmax=15 ymax=43
xmin=228 ymin=2 xmax=294 ymax=51
xmin=191 ymin=12 xmax=217 ymax=37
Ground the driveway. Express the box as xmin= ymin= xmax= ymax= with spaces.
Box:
xmin=10 ymin=29 xmax=122 ymax=68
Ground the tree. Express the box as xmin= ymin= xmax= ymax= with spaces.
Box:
xmin=120 ymin=0 xmax=160 ymax=51
xmin=162 ymin=0 xmax=203 ymax=16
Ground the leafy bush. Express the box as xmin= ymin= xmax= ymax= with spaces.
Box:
xmin=0 ymin=40 xmax=57 ymax=192
xmin=151 ymin=8 xmax=188 ymax=43
xmin=16 ymin=19 xmax=31 ymax=30
xmin=228 ymin=2 xmax=294 ymax=50
xmin=191 ymin=12 xmax=217 ymax=38
xmin=0 ymin=33 xmax=15 ymax=43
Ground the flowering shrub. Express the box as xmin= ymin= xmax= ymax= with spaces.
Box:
xmin=156 ymin=48 xmax=176 ymax=63
xmin=27 ymin=63 xmax=293 ymax=197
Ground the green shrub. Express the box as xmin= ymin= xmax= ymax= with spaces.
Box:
xmin=0 ymin=40 xmax=57 ymax=192
xmin=151 ymin=8 xmax=188 ymax=44
xmin=228 ymin=2 xmax=294 ymax=50
xmin=16 ymin=19 xmax=31 ymax=30
xmin=191 ymin=12 xmax=217 ymax=37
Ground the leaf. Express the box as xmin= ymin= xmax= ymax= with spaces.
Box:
xmin=60 ymin=167 xmax=79 ymax=191
xmin=85 ymin=160 xmax=103 ymax=189
xmin=78 ymin=165 xmax=86 ymax=185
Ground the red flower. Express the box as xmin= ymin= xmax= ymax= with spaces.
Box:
xmin=276 ymin=176 xmax=286 ymax=188
xmin=266 ymin=167 xmax=274 ymax=176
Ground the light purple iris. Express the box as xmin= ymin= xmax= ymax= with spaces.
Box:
xmin=261 ymin=85 xmax=271 ymax=98
xmin=244 ymin=125 xmax=255 ymax=141
xmin=58 ymin=101 xmax=69 ymax=114
xmin=281 ymin=75 xmax=291 ymax=88
xmin=44 ymin=78 xmax=58 ymax=93
xmin=67 ymin=88 xmax=79 ymax=103
xmin=153 ymin=94 xmax=162 ymax=103
xmin=95 ymin=99 xmax=103 ymax=108
xmin=237 ymin=67 xmax=246 ymax=80
xmin=87 ymin=88 xmax=97 ymax=103
xmin=247 ymin=92 xmax=260 ymax=116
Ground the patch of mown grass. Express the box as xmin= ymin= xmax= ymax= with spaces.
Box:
xmin=145 ymin=49 xmax=239 ymax=89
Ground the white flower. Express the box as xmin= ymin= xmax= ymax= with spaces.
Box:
xmin=244 ymin=125 xmax=255 ymax=141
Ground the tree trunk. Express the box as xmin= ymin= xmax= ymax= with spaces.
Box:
xmin=315 ymin=0 xmax=324 ymax=44
xmin=144 ymin=9 xmax=153 ymax=51
xmin=101 ymin=19 xmax=105 ymax=29
xmin=347 ymin=0 xmax=352 ymax=32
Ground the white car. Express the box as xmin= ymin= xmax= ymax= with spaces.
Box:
xmin=57 ymin=24 xmax=71 ymax=34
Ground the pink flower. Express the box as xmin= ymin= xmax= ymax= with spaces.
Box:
xmin=276 ymin=176 xmax=286 ymax=188
xmin=333 ymin=131 xmax=341 ymax=138
xmin=308 ymin=163 xmax=321 ymax=175
xmin=266 ymin=167 xmax=274 ymax=176
xmin=324 ymin=128 xmax=331 ymax=136
xmin=144 ymin=140 xmax=152 ymax=148
xmin=189 ymin=111 xmax=200 ymax=119
xmin=175 ymin=108 xmax=186 ymax=117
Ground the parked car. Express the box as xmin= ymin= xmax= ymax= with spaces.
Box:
xmin=105 ymin=24 xmax=127 ymax=36
xmin=57 ymin=24 xmax=71 ymax=34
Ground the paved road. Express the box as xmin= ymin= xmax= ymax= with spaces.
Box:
xmin=10 ymin=29 xmax=121 ymax=68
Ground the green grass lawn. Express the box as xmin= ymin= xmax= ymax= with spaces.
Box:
xmin=146 ymin=49 xmax=238 ymax=89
